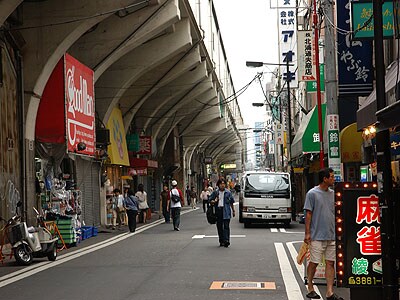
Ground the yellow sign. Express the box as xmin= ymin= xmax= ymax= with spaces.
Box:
xmin=222 ymin=164 xmax=237 ymax=169
xmin=340 ymin=123 xmax=363 ymax=163
xmin=106 ymin=108 xmax=130 ymax=166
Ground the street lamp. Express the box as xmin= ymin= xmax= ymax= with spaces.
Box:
xmin=246 ymin=61 xmax=293 ymax=171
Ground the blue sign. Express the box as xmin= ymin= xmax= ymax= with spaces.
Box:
xmin=337 ymin=0 xmax=373 ymax=96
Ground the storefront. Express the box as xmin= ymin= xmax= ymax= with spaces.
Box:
xmin=35 ymin=53 xmax=98 ymax=227
xmin=102 ymin=107 xmax=130 ymax=226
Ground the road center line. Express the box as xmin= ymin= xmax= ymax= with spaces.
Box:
xmin=274 ymin=242 xmax=304 ymax=300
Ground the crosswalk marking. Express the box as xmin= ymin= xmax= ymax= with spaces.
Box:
xmin=192 ymin=234 xmax=246 ymax=239
xmin=271 ymin=228 xmax=278 ymax=232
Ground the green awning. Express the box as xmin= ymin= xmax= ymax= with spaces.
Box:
xmin=291 ymin=104 xmax=326 ymax=158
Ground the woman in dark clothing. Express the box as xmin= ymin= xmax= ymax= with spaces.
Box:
xmin=123 ymin=189 xmax=139 ymax=232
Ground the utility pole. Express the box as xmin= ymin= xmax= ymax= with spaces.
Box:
xmin=373 ymin=1 xmax=398 ymax=300
xmin=286 ymin=59 xmax=292 ymax=165
xmin=323 ymin=0 xmax=341 ymax=180
xmin=313 ymin=0 xmax=325 ymax=169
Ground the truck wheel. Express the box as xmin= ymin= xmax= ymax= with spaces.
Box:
xmin=244 ymin=220 xmax=251 ymax=228
xmin=239 ymin=210 xmax=243 ymax=223
xmin=284 ymin=221 xmax=291 ymax=228
xmin=47 ymin=244 xmax=57 ymax=261
xmin=14 ymin=244 xmax=33 ymax=266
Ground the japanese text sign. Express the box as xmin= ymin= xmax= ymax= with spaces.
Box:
xmin=65 ymin=54 xmax=95 ymax=156
xmin=134 ymin=136 xmax=152 ymax=155
xmin=337 ymin=0 xmax=373 ymax=96
xmin=297 ymin=31 xmax=316 ymax=81
xmin=277 ymin=0 xmax=298 ymax=87
xmin=335 ymin=183 xmax=382 ymax=288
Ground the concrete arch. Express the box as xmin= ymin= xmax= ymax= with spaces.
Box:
xmin=22 ymin=0 xmax=141 ymax=140
xmin=94 ymin=18 xmax=192 ymax=125
xmin=94 ymin=0 xmax=180 ymax=81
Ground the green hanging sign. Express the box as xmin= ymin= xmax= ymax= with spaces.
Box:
xmin=351 ymin=1 xmax=397 ymax=39
xmin=126 ymin=133 xmax=140 ymax=152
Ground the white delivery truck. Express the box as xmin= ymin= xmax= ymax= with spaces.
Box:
xmin=238 ymin=171 xmax=292 ymax=228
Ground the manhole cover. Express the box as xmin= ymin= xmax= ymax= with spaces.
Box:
xmin=210 ymin=281 xmax=276 ymax=290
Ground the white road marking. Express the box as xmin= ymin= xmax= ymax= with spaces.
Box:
xmin=192 ymin=234 xmax=246 ymax=239
xmin=275 ymin=242 xmax=304 ymax=300
xmin=270 ymin=228 xmax=304 ymax=234
xmin=0 ymin=208 xmax=195 ymax=287
xmin=287 ymin=241 xmax=321 ymax=297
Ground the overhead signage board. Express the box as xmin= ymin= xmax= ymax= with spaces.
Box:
xmin=351 ymin=1 xmax=396 ymax=40
xmin=277 ymin=0 xmax=298 ymax=88
xmin=337 ymin=0 xmax=373 ymax=96
xmin=335 ymin=182 xmax=382 ymax=288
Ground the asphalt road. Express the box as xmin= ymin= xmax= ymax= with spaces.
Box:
xmin=0 ymin=204 xmax=350 ymax=300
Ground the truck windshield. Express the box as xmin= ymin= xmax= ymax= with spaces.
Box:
xmin=244 ymin=173 xmax=289 ymax=195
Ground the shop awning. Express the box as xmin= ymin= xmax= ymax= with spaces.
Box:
xmin=291 ymin=104 xmax=326 ymax=158
xmin=357 ymin=60 xmax=400 ymax=131
xmin=340 ymin=123 xmax=363 ymax=163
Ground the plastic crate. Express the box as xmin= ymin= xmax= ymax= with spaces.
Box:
xmin=80 ymin=226 xmax=92 ymax=240
xmin=92 ymin=226 xmax=98 ymax=237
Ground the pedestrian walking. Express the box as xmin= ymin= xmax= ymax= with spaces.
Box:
xmin=113 ymin=188 xmax=125 ymax=230
xmin=304 ymin=168 xmax=343 ymax=300
xmin=208 ymin=178 xmax=235 ymax=247
xmin=190 ymin=186 xmax=198 ymax=209
xmin=160 ymin=185 xmax=170 ymax=223
xmin=123 ymin=189 xmax=139 ymax=232
xmin=185 ymin=185 xmax=191 ymax=206
xmin=200 ymin=186 xmax=210 ymax=213
xmin=136 ymin=183 xmax=149 ymax=223
xmin=167 ymin=180 xmax=184 ymax=231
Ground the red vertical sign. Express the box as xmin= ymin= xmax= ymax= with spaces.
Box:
xmin=65 ymin=54 xmax=95 ymax=156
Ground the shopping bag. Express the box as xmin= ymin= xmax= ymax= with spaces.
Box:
xmin=296 ymin=242 xmax=309 ymax=265
xmin=206 ymin=205 xmax=217 ymax=224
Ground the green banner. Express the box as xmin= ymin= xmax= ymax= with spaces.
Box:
xmin=126 ymin=133 xmax=140 ymax=152
xmin=328 ymin=129 xmax=340 ymax=159
xmin=306 ymin=64 xmax=325 ymax=93
xmin=352 ymin=1 xmax=396 ymax=39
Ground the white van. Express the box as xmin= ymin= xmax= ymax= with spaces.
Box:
xmin=239 ymin=171 xmax=292 ymax=227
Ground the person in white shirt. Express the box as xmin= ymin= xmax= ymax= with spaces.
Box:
xmin=135 ymin=184 xmax=149 ymax=223
xmin=200 ymin=187 xmax=210 ymax=213
xmin=167 ymin=180 xmax=184 ymax=231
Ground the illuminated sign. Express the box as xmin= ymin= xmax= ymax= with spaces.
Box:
xmin=335 ymin=182 xmax=382 ymax=288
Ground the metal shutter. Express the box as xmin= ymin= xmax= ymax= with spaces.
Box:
xmin=76 ymin=158 xmax=100 ymax=226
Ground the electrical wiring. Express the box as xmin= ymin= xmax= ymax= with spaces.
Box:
xmin=2 ymin=0 xmax=151 ymax=31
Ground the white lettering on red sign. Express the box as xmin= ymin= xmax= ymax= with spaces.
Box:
xmin=65 ymin=54 xmax=95 ymax=156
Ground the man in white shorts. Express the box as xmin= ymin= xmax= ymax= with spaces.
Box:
xmin=304 ymin=168 xmax=344 ymax=300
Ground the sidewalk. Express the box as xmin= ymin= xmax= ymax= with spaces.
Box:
xmin=0 ymin=206 xmax=194 ymax=276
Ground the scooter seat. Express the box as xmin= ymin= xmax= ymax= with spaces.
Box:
xmin=27 ymin=226 xmax=36 ymax=233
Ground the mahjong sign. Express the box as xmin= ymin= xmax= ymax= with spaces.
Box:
xmin=335 ymin=183 xmax=382 ymax=288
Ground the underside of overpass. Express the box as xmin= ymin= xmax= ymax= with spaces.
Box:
xmin=0 ymin=0 xmax=245 ymax=221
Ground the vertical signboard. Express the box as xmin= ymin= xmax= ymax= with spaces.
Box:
xmin=337 ymin=0 xmax=373 ymax=96
xmin=335 ymin=182 xmax=382 ymax=288
xmin=278 ymin=0 xmax=298 ymax=87
xmin=65 ymin=54 xmax=95 ymax=156
xmin=276 ymin=123 xmax=284 ymax=145
xmin=327 ymin=114 xmax=342 ymax=181
xmin=297 ymin=30 xmax=316 ymax=81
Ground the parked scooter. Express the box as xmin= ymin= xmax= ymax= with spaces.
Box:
xmin=0 ymin=206 xmax=58 ymax=265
